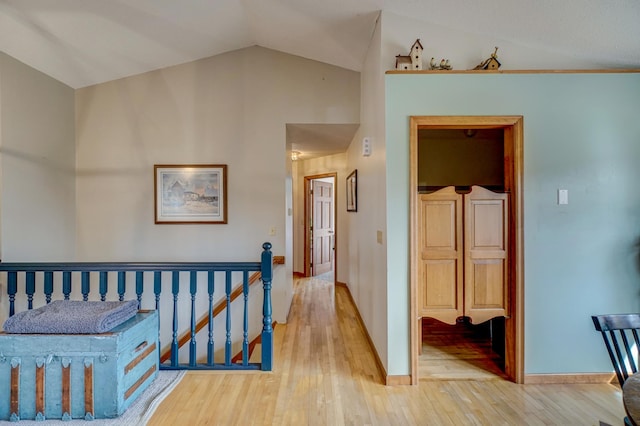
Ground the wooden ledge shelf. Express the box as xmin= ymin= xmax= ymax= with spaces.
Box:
xmin=386 ymin=68 xmax=640 ymax=75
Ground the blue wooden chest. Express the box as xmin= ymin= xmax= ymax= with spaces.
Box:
xmin=0 ymin=310 xmax=159 ymax=421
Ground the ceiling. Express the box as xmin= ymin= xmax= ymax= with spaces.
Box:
xmin=287 ymin=124 xmax=360 ymax=161
xmin=1 ymin=0 xmax=639 ymax=158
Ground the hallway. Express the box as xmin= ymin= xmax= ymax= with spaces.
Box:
xmin=149 ymin=277 xmax=625 ymax=425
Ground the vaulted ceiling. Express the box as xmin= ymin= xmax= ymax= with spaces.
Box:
xmin=1 ymin=1 xmax=638 ymax=159
xmin=2 ymin=0 xmax=639 ymax=90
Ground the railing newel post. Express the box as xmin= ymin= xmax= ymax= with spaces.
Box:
xmin=261 ymin=242 xmax=273 ymax=371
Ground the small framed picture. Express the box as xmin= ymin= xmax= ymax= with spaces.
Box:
xmin=346 ymin=169 xmax=357 ymax=212
xmin=154 ymin=164 xmax=227 ymax=224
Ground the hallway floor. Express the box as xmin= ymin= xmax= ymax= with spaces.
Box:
xmin=149 ymin=276 xmax=625 ymax=425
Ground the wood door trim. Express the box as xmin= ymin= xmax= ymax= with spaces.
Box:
xmin=303 ymin=173 xmax=338 ymax=279
xmin=409 ymin=115 xmax=524 ymax=385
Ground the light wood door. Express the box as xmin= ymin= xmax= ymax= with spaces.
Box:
xmin=419 ymin=186 xmax=508 ymax=325
xmin=312 ymin=180 xmax=334 ymax=276
xmin=418 ymin=187 xmax=463 ymax=325
xmin=464 ymin=186 xmax=509 ymax=324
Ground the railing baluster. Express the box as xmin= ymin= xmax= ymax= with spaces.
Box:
xmin=136 ymin=271 xmax=144 ymax=309
xmin=117 ymin=271 xmax=126 ymax=301
xmin=8 ymin=271 xmax=17 ymax=317
xmin=207 ymin=271 xmax=215 ymax=366
xmin=99 ymin=271 xmax=108 ymax=301
xmin=242 ymin=270 xmax=249 ymax=366
xmin=154 ymin=271 xmax=162 ymax=362
xmin=189 ymin=271 xmax=197 ymax=367
xmin=26 ymin=271 xmax=35 ymax=310
xmin=261 ymin=242 xmax=274 ymax=371
xmin=63 ymin=271 xmax=71 ymax=300
xmin=154 ymin=272 xmax=162 ymax=311
xmin=81 ymin=271 xmax=90 ymax=301
xmin=171 ymin=271 xmax=180 ymax=367
xmin=44 ymin=272 xmax=54 ymax=304
xmin=225 ymin=271 xmax=232 ymax=366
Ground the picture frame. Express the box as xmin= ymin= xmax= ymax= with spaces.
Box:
xmin=154 ymin=164 xmax=227 ymax=224
xmin=346 ymin=169 xmax=357 ymax=212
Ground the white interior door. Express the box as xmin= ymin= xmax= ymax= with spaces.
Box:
xmin=312 ymin=180 xmax=334 ymax=276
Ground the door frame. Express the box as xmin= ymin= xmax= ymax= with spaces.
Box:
xmin=303 ymin=173 xmax=338 ymax=279
xmin=409 ymin=116 xmax=524 ymax=384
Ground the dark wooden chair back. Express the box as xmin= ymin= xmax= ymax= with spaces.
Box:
xmin=592 ymin=314 xmax=640 ymax=387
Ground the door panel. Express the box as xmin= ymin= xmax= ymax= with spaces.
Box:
xmin=418 ymin=187 xmax=463 ymax=325
xmin=465 ymin=186 xmax=508 ymax=324
xmin=312 ymin=180 xmax=334 ymax=276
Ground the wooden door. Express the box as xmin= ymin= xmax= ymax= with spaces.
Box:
xmin=418 ymin=187 xmax=463 ymax=325
xmin=312 ymin=180 xmax=334 ymax=276
xmin=464 ymin=186 xmax=509 ymax=324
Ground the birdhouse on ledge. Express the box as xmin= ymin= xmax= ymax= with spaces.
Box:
xmin=395 ymin=39 xmax=424 ymax=70
xmin=473 ymin=47 xmax=502 ymax=70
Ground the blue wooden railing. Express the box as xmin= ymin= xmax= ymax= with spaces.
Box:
xmin=0 ymin=242 xmax=274 ymax=371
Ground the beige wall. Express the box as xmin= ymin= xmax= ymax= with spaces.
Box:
xmin=0 ymin=53 xmax=75 ymax=326
xmin=0 ymin=53 xmax=76 ymax=262
xmin=292 ymin=153 xmax=349 ymax=281
xmin=75 ymin=46 xmax=360 ymax=323
xmin=346 ymin=13 xmax=390 ymax=372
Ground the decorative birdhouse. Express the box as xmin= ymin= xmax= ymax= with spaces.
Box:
xmin=395 ymin=39 xmax=424 ymax=70
xmin=473 ymin=47 xmax=501 ymax=70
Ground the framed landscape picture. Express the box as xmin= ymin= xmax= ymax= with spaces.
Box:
xmin=154 ymin=164 xmax=227 ymax=224
xmin=346 ymin=169 xmax=357 ymax=212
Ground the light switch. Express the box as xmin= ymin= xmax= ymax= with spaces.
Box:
xmin=376 ymin=230 xmax=383 ymax=244
xmin=269 ymin=226 xmax=276 ymax=236
xmin=558 ymin=189 xmax=568 ymax=205
xmin=363 ymin=137 xmax=372 ymax=157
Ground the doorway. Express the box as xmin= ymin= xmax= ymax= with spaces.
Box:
xmin=304 ymin=173 xmax=337 ymax=282
xmin=409 ymin=116 xmax=524 ymax=384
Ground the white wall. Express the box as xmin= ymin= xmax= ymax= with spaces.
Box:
xmin=75 ymin=46 xmax=360 ymax=323
xmin=0 ymin=53 xmax=76 ymax=262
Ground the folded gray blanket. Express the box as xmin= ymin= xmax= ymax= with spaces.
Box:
xmin=2 ymin=300 xmax=139 ymax=334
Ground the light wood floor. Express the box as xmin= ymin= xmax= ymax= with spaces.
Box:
xmin=150 ymin=277 xmax=626 ymax=425
xmin=419 ymin=317 xmax=507 ymax=381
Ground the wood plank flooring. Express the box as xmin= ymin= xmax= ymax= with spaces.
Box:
xmin=419 ymin=317 xmax=507 ymax=381
xmin=149 ymin=277 xmax=625 ymax=425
